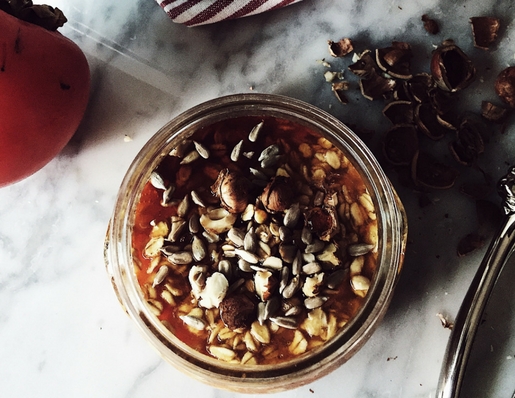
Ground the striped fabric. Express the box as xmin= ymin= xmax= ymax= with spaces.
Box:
xmin=157 ymin=0 xmax=303 ymax=27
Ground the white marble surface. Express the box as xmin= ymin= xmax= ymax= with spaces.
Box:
xmin=1 ymin=1 xmax=515 ymax=397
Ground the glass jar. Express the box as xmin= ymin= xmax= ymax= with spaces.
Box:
xmin=104 ymin=93 xmax=408 ymax=393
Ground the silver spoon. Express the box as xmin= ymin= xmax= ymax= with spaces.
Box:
xmin=437 ymin=166 xmax=515 ymax=398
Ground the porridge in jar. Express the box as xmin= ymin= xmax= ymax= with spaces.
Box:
xmin=131 ymin=116 xmax=378 ymax=365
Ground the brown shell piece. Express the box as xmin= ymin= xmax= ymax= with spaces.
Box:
xmin=481 ymin=101 xmax=509 ymax=123
xmin=332 ymin=81 xmax=350 ymax=104
xmin=415 ymin=102 xmax=450 ymax=140
xmin=470 ymin=17 xmax=501 ymax=50
xmin=348 ymin=50 xmax=377 ymax=79
xmin=495 ymin=66 xmax=515 ymax=109
xmin=421 ymin=14 xmax=440 ymax=35
xmin=411 ymin=151 xmax=459 ymax=189
xmin=407 ymin=73 xmax=435 ymax=103
xmin=430 ymin=41 xmax=476 ymax=92
xmin=328 ymin=38 xmax=354 ymax=57
xmin=359 ymin=70 xmax=396 ymax=100
xmin=449 ymin=118 xmax=485 ymax=166
xmin=382 ymin=101 xmax=414 ymax=125
xmin=383 ymin=124 xmax=419 ymax=166
xmin=376 ymin=42 xmax=413 ymax=79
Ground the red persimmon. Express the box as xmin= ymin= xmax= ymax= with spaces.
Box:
xmin=0 ymin=2 xmax=90 ymax=186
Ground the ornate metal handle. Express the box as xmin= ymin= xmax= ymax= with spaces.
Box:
xmin=436 ymin=167 xmax=515 ymax=398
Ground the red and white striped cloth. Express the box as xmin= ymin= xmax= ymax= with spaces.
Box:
xmin=157 ymin=0 xmax=303 ymax=27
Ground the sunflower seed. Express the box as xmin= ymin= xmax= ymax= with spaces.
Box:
xmin=264 ymin=296 xmax=281 ymax=320
xmin=189 ymin=213 xmax=200 ymax=234
xmin=202 ymin=231 xmax=220 ymax=243
xmin=301 ymin=226 xmax=313 ymax=245
xmin=269 ymin=316 xmax=298 ymax=330
xmin=241 ymin=204 xmax=255 ymax=221
xmin=277 ymin=245 xmax=294 ymax=264
xmin=257 ymin=301 xmax=266 ymax=324
xmin=251 ymin=320 xmax=271 ymax=344
xmin=262 ymin=256 xmax=283 ymax=271
xmin=169 ymin=219 xmax=186 ymax=242
xmin=177 ymin=194 xmax=190 ymax=217
xmin=306 ymin=239 xmax=325 ymax=254
xmin=302 ymin=262 xmax=322 ymax=275
xmin=243 ymin=227 xmax=257 ymax=252
xmin=238 ymin=258 xmax=253 ymax=273
xmin=192 ymin=235 xmax=206 ymax=262
xmin=284 ymin=305 xmax=302 ymax=317
xmin=191 ymin=191 xmax=206 ymax=207
xmin=193 ymin=141 xmax=210 ymax=159
xmin=180 ymin=314 xmax=207 ymax=330
xmin=248 ymin=121 xmax=264 ymax=142
xmin=304 ymin=296 xmax=328 ymax=310
xmin=292 ymin=250 xmax=302 ymax=276
xmin=230 ymin=139 xmax=244 ymax=162
xmin=348 ymin=243 xmax=375 ymax=257
xmin=152 ymin=265 xmax=169 ymax=287
xmin=228 ymin=228 xmax=245 ymax=247
xmin=258 ymin=144 xmax=280 ymax=162
xmin=279 ymin=266 xmax=289 ymax=294
xmin=283 ymin=203 xmax=301 ymax=228
xmin=278 ymin=226 xmax=292 ymax=242
xmin=235 ymin=249 xmax=260 ymax=264
xmin=217 ymin=259 xmax=233 ymax=279
xmin=249 ymin=167 xmax=268 ymax=181
xmin=160 ymin=185 xmax=175 ymax=207
xmin=326 ymin=268 xmax=346 ymax=289
xmin=168 ymin=251 xmax=193 ymax=265
xmin=150 ymin=171 xmax=166 ymax=190
xmin=160 ymin=244 xmax=180 ymax=256
xmin=180 ymin=150 xmax=200 ymax=165
xmin=261 ymin=154 xmax=282 ymax=169
xmin=282 ymin=275 xmax=300 ymax=299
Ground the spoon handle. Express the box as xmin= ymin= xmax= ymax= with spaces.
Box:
xmin=437 ymin=167 xmax=515 ymax=398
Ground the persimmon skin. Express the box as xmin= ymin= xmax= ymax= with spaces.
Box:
xmin=0 ymin=9 xmax=90 ymax=187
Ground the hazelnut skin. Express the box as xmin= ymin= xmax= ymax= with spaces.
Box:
xmin=211 ymin=169 xmax=250 ymax=214
xmin=260 ymin=176 xmax=294 ymax=213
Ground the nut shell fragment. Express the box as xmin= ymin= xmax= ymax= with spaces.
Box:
xmin=430 ymin=41 xmax=476 ymax=92
xmin=375 ymin=41 xmax=413 ymax=80
xmin=411 ymin=151 xmax=459 ymax=190
xmin=470 ymin=17 xmax=500 ymax=50
xmin=495 ymin=67 xmax=515 ymax=109
xmin=421 ymin=14 xmax=440 ymax=35
xmin=481 ymin=101 xmax=508 ymax=123
xmin=328 ymin=38 xmax=354 ymax=57
xmin=383 ymin=124 xmax=418 ymax=166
